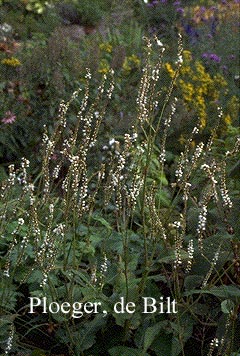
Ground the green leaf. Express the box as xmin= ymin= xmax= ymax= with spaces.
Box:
xmin=31 ymin=349 xmax=46 ymax=356
xmin=184 ymin=285 xmax=240 ymax=300
xmin=143 ymin=322 xmax=163 ymax=351
xmin=221 ymin=299 xmax=235 ymax=314
xmin=106 ymin=232 xmax=123 ymax=254
xmin=184 ymin=275 xmax=203 ymax=291
xmin=229 ymin=160 xmax=240 ymax=178
xmin=150 ymin=332 xmax=172 ymax=356
xmin=93 ymin=215 xmax=112 ymax=231
xmin=159 ymin=172 xmax=168 ymax=186
xmin=0 ymin=166 xmax=7 ymax=181
xmin=158 ymin=249 xmax=188 ymax=264
xmin=109 ymin=346 xmax=149 ymax=356
xmin=27 ymin=270 xmax=43 ymax=285
xmin=75 ymin=314 xmax=107 ymax=352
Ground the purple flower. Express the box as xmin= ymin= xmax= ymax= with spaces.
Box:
xmin=147 ymin=0 xmax=158 ymax=6
xmin=221 ymin=65 xmax=228 ymax=72
xmin=176 ymin=7 xmax=184 ymax=15
xmin=1 ymin=111 xmax=16 ymax=124
xmin=183 ymin=23 xmax=199 ymax=43
xmin=202 ymin=53 xmax=221 ymax=63
xmin=208 ymin=16 xmax=218 ymax=36
xmin=209 ymin=53 xmax=221 ymax=63
xmin=173 ymin=1 xmax=181 ymax=5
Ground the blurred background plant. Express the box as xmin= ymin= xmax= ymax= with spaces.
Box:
xmin=0 ymin=38 xmax=239 ymax=355
xmin=0 ymin=0 xmax=239 ymax=174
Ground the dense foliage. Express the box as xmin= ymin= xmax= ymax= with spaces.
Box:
xmin=0 ymin=1 xmax=239 ymax=355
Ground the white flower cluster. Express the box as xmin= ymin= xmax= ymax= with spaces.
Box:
xmin=53 ymin=223 xmax=65 ymax=237
xmin=4 ymin=325 xmax=14 ymax=355
xmin=107 ymin=69 xmax=115 ymax=99
xmin=200 ymin=163 xmax=218 ymax=201
xmin=192 ymin=126 xmax=199 ymax=135
xmin=136 ymin=66 xmax=151 ymax=123
xmin=173 ymin=219 xmax=184 ymax=268
xmin=174 ymin=243 xmax=182 ymax=268
xmin=100 ymin=255 xmax=108 ymax=274
xmin=156 ymin=39 xmax=165 ymax=53
xmin=8 ymin=165 xmax=15 ymax=186
xmin=173 ymin=221 xmax=181 ymax=230
xmin=191 ymin=142 xmax=204 ymax=166
xmin=175 ymin=152 xmax=188 ymax=182
xmin=0 ymin=22 xmax=12 ymax=33
xmin=20 ymin=157 xmax=30 ymax=187
xmin=202 ymin=247 xmax=220 ymax=288
xmin=97 ymin=255 xmax=109 ymax=288
xmin=176 ymin=33 xmax=183 ymax=64
xmin=20 ymin=235 xmax=28 ymax=249
xmin=3 ymin=269 xmax=10 ymax=278
xmin=152 ymin=68 xmax=160 ymax=82
xmin=18 ymin=218 xmax=24 ymax=225
xmin=183 ymin=182 xmax=191 ymax=202
xmin=186 ymin=239 xmax=194 ymax=272
xmin=175 ymin=167 xmax=183 ymax=182
xmin=217 ymin=106 xmax=223 ymax=120
xmin=91 ymin=267 xmax=97 ymax=285
xmin=58 ymin=100 xmax=69 ymax=128
xmin=210 ymin=337 xmax=219 ymax=347
xmin=207 ymin=337 xmax=219 ymax=356
xmin=220 ymin=183 xmax=232 ymax=209
xmin=127 ymin=174 xmax=143 ymax=209
xmin=201 ymin=164 xmax=217 ymax=185
xmin=85 ymin=68 xmax=91 ymax=79
xmin=78 ymin=172 xmax=88 ymax=212
xmin=40 ymin=271 xmax=48 ymax=287
xmin=197 ymin=204 xmax=208 ymax=235
xmin=159 ymin=148 xmax=166 ymax=164
xmin=167 ymin=98 xmax=177 ymax=126
xmin=220 ymin=163 xmax=233 ymax=209
xmin=52 ymin=164 xmax=61 ymax=179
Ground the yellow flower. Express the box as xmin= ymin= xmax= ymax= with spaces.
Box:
xmin=165 ymin=63 xmax=175 ymax=78
xmin=182 ymin=50 xmax=192 ymax=62
xmin=1 ymin=57 xmax=21 ymax=67
xmin=190 ymin=140 xmax=196 ymax=148
xmin=128 ymin=54 xmax=140 ymax=66
xmin=122 ymin=54 xmax=141 ymax=73
xmin=213 ymin=73 xmax=227 ymax=87
xmin=227 ymin=96 xmax=239 ymax=122
xmin=98 ymin=59 xmax=110 ymax=74
xmin=179 ymin=134 xmax=185 ymax=145
xmin=224 ymin=114 xmax=232 ymax=126
xmin=122 ymin=58 xmax=130 ymax=72
xmin=99 ymin=42 xmax=112 ymax=53
xmin=199 ymin=115 xmax=206 ymax=129
xmin=180 ymin=65 xmax=191 ymax=75
xmin=166 ymin=53 xmax=230 ymax=130
xmin=179 ymin=80 xmax=194 ymax=102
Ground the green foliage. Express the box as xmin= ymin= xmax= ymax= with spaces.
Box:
xmin=59 ymin=0 xmax=111 ymax=26
xmin=0 ymin=1 xmax=239 ymax=355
